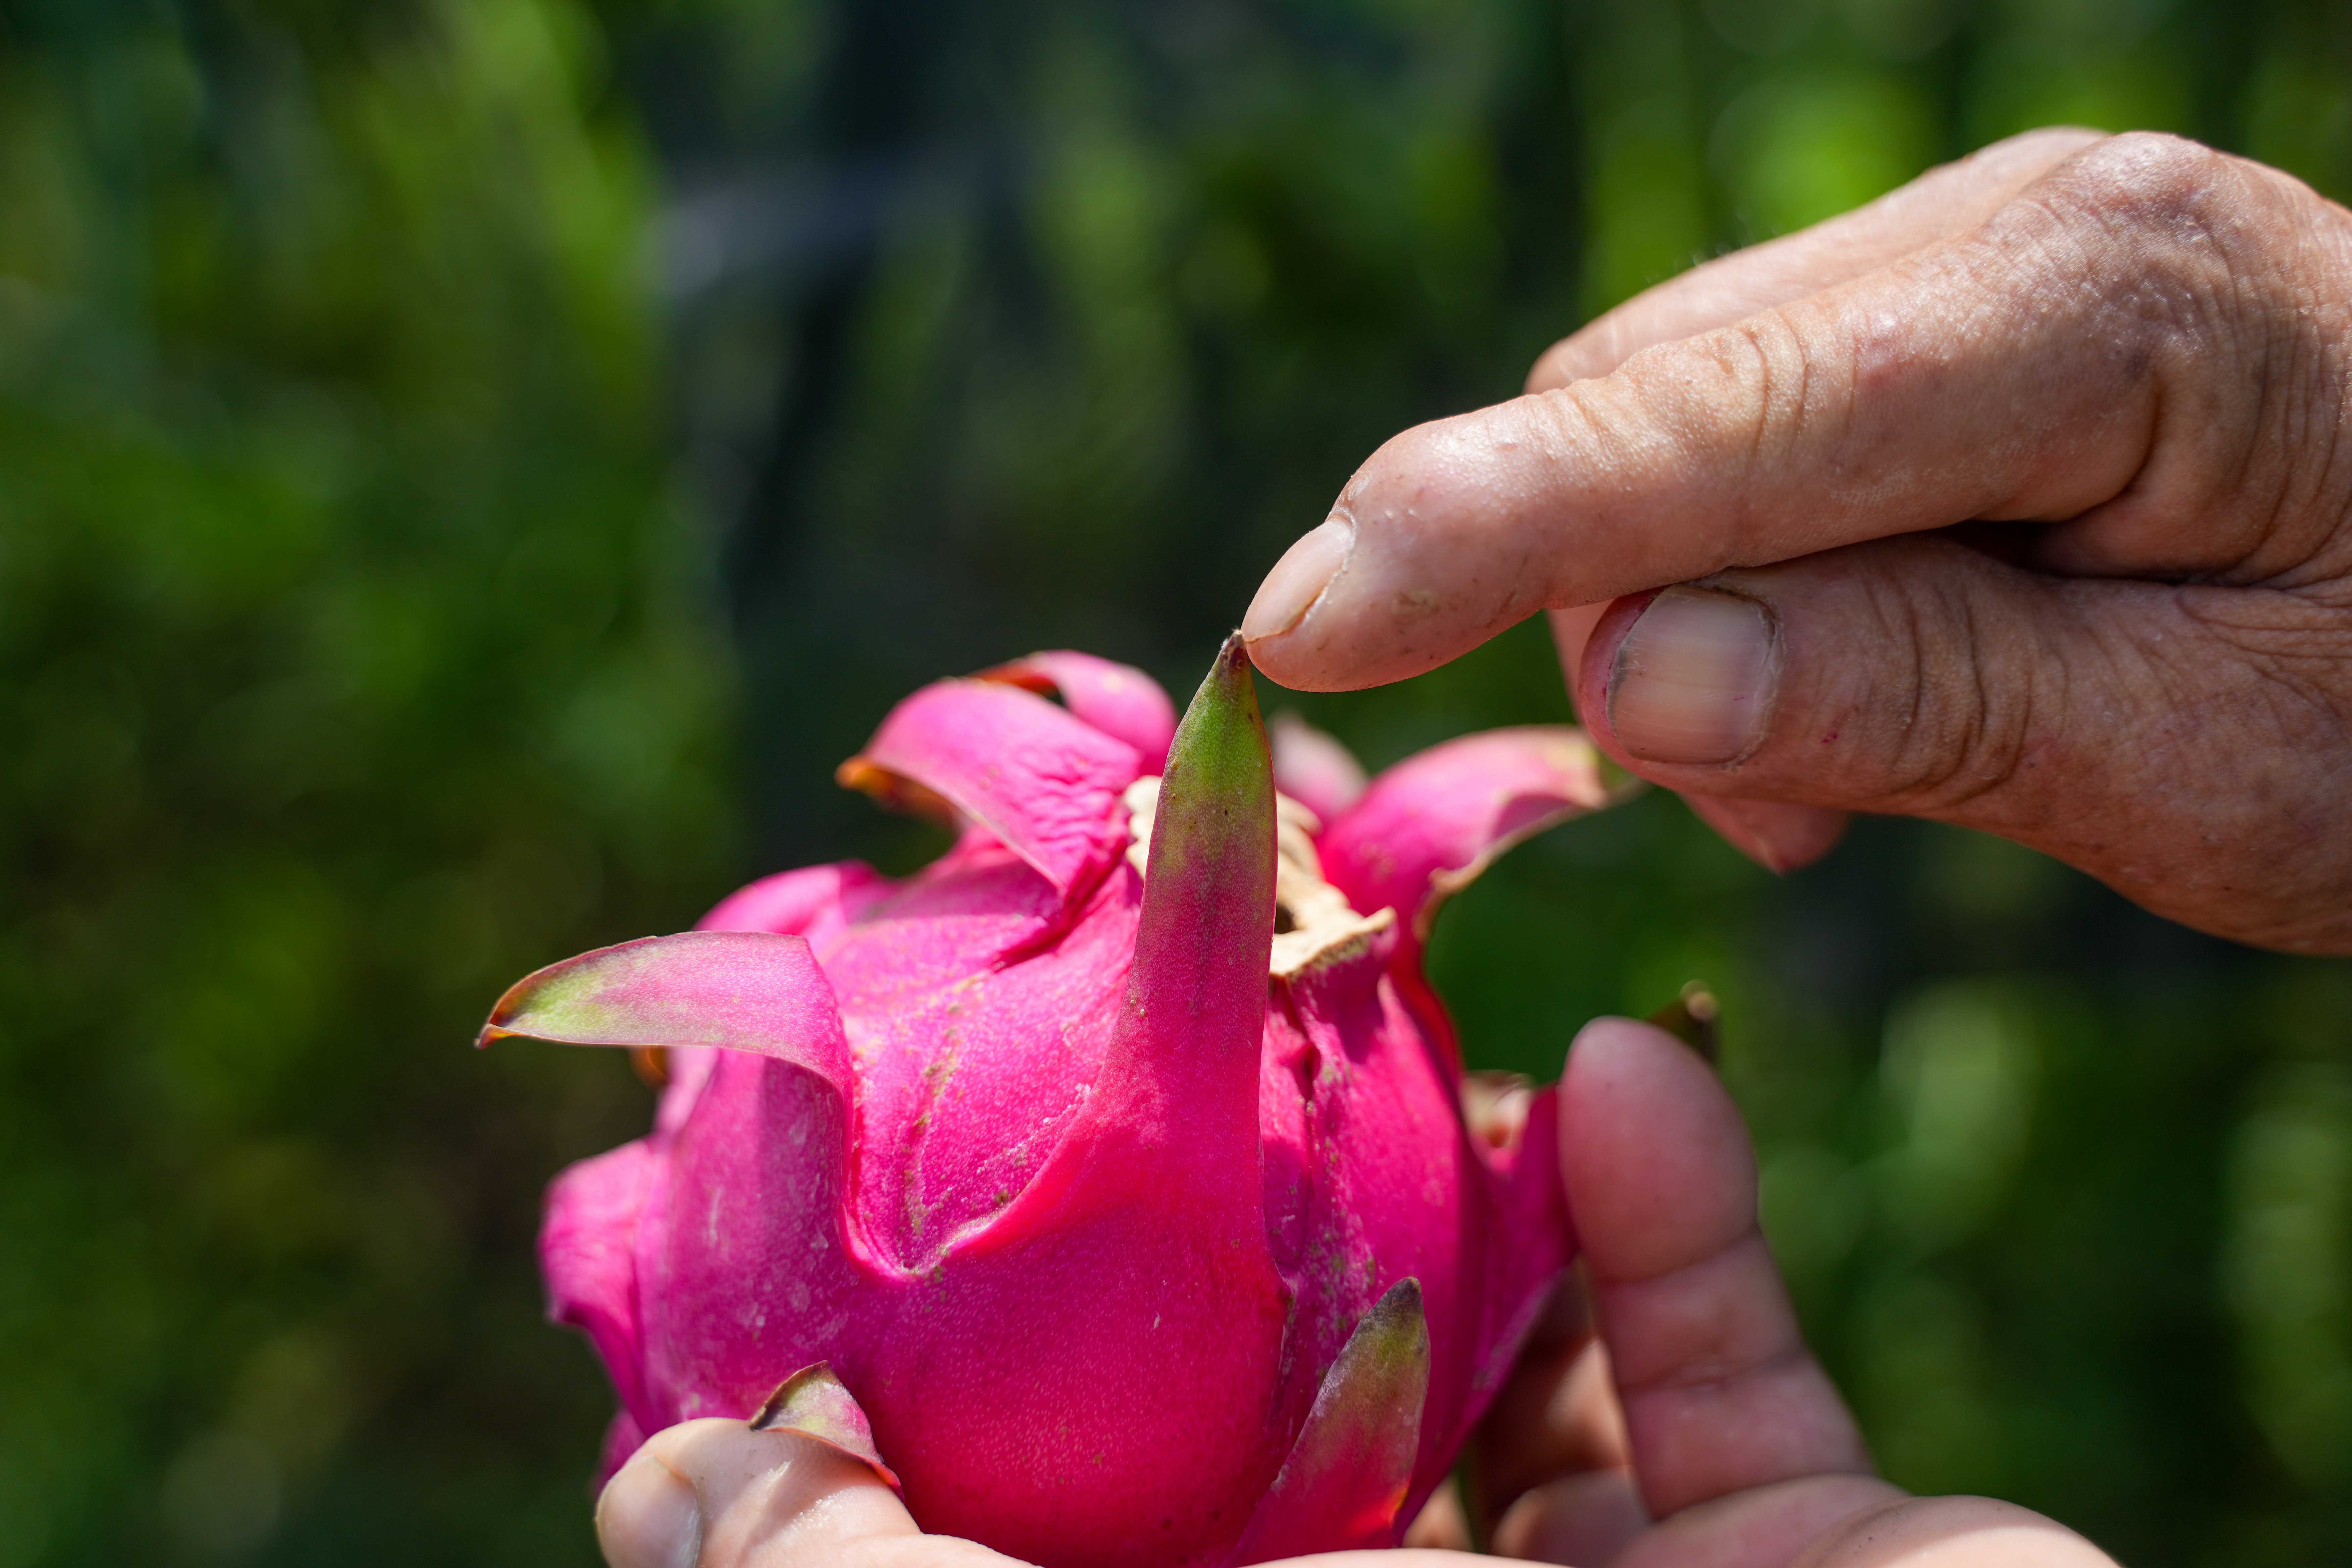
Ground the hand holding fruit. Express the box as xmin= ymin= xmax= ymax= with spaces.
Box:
xmin=588 ymin=1021 xmax=2117 ymax=1568
xmin=492 ymin=645 xmax=1619 ymax=1564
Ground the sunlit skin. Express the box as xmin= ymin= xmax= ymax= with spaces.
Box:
xmin=1246 ymin=127 xmax=2352 ymax=955
xmin=590 ymin=1022 xmax=2117 ymax=1568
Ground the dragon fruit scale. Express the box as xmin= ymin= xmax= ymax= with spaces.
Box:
xmin=482 ymin=638 xmax=1628 ymax=1566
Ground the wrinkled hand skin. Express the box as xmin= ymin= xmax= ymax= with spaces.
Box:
xmin=592 ymin=1022 xmax=2119 ymax=1568
xmin=1243 ymin=127 xmax=2352 ymax=954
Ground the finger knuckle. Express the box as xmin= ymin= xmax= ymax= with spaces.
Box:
xmin=2061 ymin=131 xmax=2228 ymax=232
xmin=2034 ymin=133 xmax=2286 ymax=327
xmin=2024 ymin=134 xmax=2352 ymax=557
xmin=1977 ymin=131 xmax=2335 ymax=490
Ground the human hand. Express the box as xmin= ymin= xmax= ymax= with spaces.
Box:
xmin=589 ymin=1020 xmax=2114 ymax=1568
xmin=1241 ymin=127 xmax=2352 ymax=954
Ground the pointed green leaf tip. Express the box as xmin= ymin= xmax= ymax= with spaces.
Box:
xmin=1106 ymin=633 xmax=1277 ymax=1118
xmin=749 ymin=1362 xmax=901 ymax=1491
xmin=1228 ymin=1278 xmax=1432 ymax=1562
xmin=474 ymin=931 xmax=848 ymax=1064
xmin=1154 ymin=631 xmax=1274 ymax=851
xmin=1137 ymin=632 xmax=1275 ymax=949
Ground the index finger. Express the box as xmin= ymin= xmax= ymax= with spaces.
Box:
xmin=1242 ymin=133 xmax=2252 ymax=692
xmin=1529 ymin=126 xmax=2104 ymax=389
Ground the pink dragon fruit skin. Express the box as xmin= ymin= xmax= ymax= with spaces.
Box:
xmin=484 ymin=639 xmax=1624 ymax=1567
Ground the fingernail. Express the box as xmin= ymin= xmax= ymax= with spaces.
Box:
xmin=1606 ymin=587 xmax=1775 ymax=765
xmin=596 ymin=1447 xmax=701 ymax=1568
xmin=1243 ymin=516 xmax=1353 ymax=640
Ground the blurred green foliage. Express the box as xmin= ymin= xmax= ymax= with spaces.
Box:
xmin=4 ymin=0 xmax=2351 ymax=1565
xmin=0 ymin=2 xmax=731 ymax=1562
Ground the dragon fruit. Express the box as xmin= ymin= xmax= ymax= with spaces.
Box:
xmin=482 ymin=638 xmax=1626 ymax=1566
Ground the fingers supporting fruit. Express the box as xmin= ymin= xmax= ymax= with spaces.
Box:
xmin=596 ymin=1419 xmax=920 ymax=1568
xmin=1558 ymin=1019 xmax=1875 ymax=1520
xmin=595 ymin=1419 xmax=1019 ymax=1568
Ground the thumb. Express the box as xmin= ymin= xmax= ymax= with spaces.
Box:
xmin=1573 ymin=535 xmax=2352 ymax=953
xmin=594 ymin=1419 xmax=1567 ymax=1568
xmin=596 ymin=1418 xmax=1013 ymax=1568
xmin=1550 ymin=605 xmax=1850 ymax=874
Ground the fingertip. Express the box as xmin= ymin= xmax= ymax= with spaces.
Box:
xmin=1252 ymin=402 xmax=1587 ymax=691
xmin=597 ymin=1416 xmax=919 ymax=1568
xmin=597 ymin=1422 xmax=728 ymax=1568
xmin=1683 ymin=796 xmax=1850 ymax=873
xmin=1242 ymin=516 xmax=1355 ymax=646
xmin=1559 ymin=1018 xmax=1757 ymax=1284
